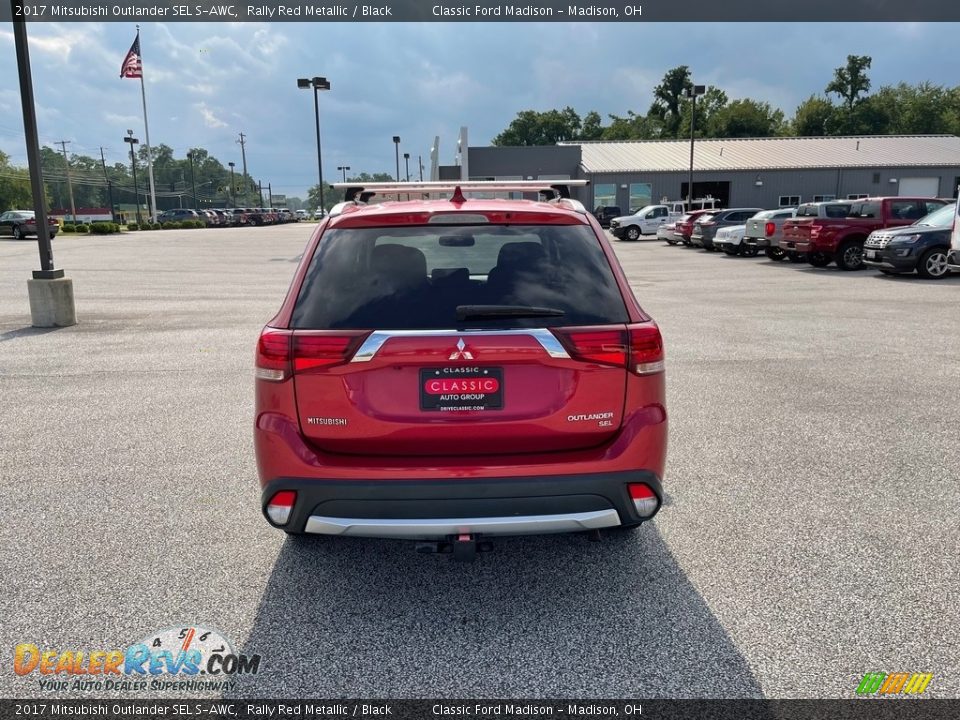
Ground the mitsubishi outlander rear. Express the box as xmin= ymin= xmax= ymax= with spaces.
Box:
xmin=254 ymin=181 xmax=667 ymax=547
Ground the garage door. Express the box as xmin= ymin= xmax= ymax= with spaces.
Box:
xmin=898 ymin=177 xmax=940 ymax=197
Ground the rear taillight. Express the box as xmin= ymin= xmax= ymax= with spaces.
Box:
xmin=255 ymin=328 xmax=369 ymax=381
xmin=628 ymin=324 xmax=665 ymax=375
xmin=256 ymin=328 xmax=291 ymax=381
xmin=765 ymin=222 xmax=776 ymax=237
xmin=26 ymin=217 xmax=36 ymax=225
xmin=555 ymin=324 xmax=664 ymax=376
xmin=266 ymin=490 xmax=296 ymax=525
xmin=293 ymin=334 xmax=367 ymax=372
xmin=628 ymin=483 xmax=658 ymax=518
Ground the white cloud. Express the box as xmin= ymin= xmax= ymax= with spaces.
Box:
xmin=104 ymin=112 xmax=141 ymax=125
xmin=195 ymin=102 xmax=227 ymax=129
xmin=187 ymin=83 xmax=215 ymax=96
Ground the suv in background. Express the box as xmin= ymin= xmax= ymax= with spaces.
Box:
xmin=255 ymin=181 xmax=667 ymax=553
xmin=593 ymin=205 xmax=622 ymax=229
xmin=864 ymin=202 xmax=957 ymax=279
xmin=157 ymin=209 xmax=201 ymax=225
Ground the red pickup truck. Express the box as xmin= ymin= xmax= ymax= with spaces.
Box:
xmin=780 ymin=197 xmax=949 ymax=270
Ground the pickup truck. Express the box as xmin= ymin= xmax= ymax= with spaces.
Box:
xmin=609 ymin=205 xmax=672 ymax=240
xmin=780 ymin=197 xmax=948 ymax=271
xmin=742 ymin=207 xmax=800 ymax=261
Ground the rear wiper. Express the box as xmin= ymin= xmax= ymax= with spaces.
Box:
xmin=456 ymin=305 xmax=565 ymax=321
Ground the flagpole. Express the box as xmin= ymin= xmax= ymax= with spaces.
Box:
xmin=136 ymin=26 xmax=157 ymax=221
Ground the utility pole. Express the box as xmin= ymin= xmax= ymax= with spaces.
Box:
xmin=99 ymin=147 xmax=117 ymax=223
xmin=257 ymin=180 xmax=264 ymax=207
xmin=418 ymin=154 xmax=423 ymax=182
xmin=56 ymin=140 xmax=77 ymax=226
xmin=267 ymin=182 xmax=273 ymax=206
xmin=237 ymin=132 xmax=249 ymax=203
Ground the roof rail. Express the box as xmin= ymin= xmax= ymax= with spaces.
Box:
xmin=333 ymin=179 xmax=588 ymax=203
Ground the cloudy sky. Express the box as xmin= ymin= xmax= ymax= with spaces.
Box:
xmin=0 ymin=22 xmax=956 ymax=198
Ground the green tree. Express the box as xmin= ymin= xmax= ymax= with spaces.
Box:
xmin=790 ymin=95 xmax=835 ymax=136
xmin=649 ymin=65 xmax=694 ymax=137
xmin=579 ymin=111 xmax=604 ymax=141
xmin=707 ymin=98 xmax=785 ymax=138
xmin=492 ymin=107 xmax=584 ymax=146
xmin=602 ymin=111 xmax=662 ymax=140
xmin=0 ymin=150 xmax=35 ymax=209
xmin=826 ymin=55 xmax=873 ymax=111
xmin=678 ymin=86 xmax=729 ymax=137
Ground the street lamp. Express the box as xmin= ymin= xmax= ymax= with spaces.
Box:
xmin=228 ymin=162 xmax=236 ymax=208
xmin=337 ymin=165 xmax=350 ymax=182
xmin=186 ymin=151 xmax=198 ymax=209
xmin=403 ymin=153 xmax=410 ymax=182
xmin=123 ymin=130 xmax=141 ymax=226
xmin=685 ymin=84 xmax=706 ymax=207
xmin=392 ymin=135 xmax=401 ymax=181
xmin=297 ymin=76 xmax=331 ymax=213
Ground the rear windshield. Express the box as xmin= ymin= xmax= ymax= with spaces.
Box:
xmin=292 ymin=224 xmax=629 ymax=330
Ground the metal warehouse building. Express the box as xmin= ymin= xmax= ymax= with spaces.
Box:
xmin=462 ymin=135 xmax=960 ymax=212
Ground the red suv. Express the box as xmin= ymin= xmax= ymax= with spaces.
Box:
xmin=254 ymin=181 xmax=667 ymax=551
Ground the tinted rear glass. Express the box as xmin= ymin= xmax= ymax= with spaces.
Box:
xmin=292 ymin=224 xmax=629 ymax=330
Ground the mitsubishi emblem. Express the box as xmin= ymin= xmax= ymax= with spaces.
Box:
xmin=449 ymin=337 xmax=474 ymax=360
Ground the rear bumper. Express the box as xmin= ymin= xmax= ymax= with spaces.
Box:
xmin=261 ymin=470 xmax=663 ymax=538
xmin=742 ymin=236 xmax=771 ymax=248
xmin=780 ymin=239 xmax=812 ymax=253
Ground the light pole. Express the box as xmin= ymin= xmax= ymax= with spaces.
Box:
xmin=418 ymin=154 xmax=423 ymax=182
xmin=403 ymin=153 xmax=410 ymax=182
xmin=187 ymin=151 xmax=198 ymax=209
xmin=337 ymin=165 xmax=350 ymax=182
xmin=392 ymin=136 xmax=401 ymax=181
xmin=297 ymin=76 xmax=331 ymax=214
xmin=685 ymin=84 xmax=706 ymax=207
xmin=228 ymin=162 xmax=236 ymax=208
xmin=123 ymin=130 xmax=141 ymax=226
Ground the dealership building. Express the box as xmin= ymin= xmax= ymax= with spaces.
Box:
xmin=448 ymin=134 xmax=960 ymax=212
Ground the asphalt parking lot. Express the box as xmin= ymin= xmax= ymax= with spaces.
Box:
xmin=1 ymin=225 xmax=958 ymax=699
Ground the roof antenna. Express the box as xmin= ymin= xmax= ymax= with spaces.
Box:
xmin=856 ymin=140 xmax=860 ymax=150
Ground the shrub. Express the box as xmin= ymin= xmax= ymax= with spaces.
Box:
xmin=192 ymin=220 xmax=205 ymax=228
xmin=60 ymin=223 xmax=75 ymax=233
xmin=126 ymin=222 xmax=139 ymax=231
xmin=74 ymin=223 xmax=89 ymax=233
xmin=150 ymin=223 xmax=162 ymax=230
xmin=161 ymin=221 xmax=178 ymax=229
xmin=90 ymin=222 xmax=120 ymax=234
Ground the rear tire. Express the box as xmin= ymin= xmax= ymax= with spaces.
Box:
xmin=13 ymin=225 xmax=23 ymax=240
xmin=917 ymin=247 xmax=950 ymax=279
xmin=835 ymin=239 xmax=865 ymax=271
xmin=786 ymin=252 xmax=805 ymax=264
xmin=808 ymin=252 xmax=832 ymax=267
xmin=765 ymin=247 xmax=786 ymax=261
xmin=741 ymin=245 xmax=759 ymax=257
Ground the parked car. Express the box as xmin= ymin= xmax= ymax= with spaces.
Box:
xmin=863 ymin=202 xmax=957 ymax=279
xmin=691 ymin=208 xmax=763 ymax=251
xmin=157 ymin=209 xmax=201 ymax=225
xmin=593 ymin=205 xmax=622 ymax=229
xmin=278 ymin=209 xmax=295 ymax=224
xmin=254 ymin=181 xmax=667 ymax=550
xmin=211 ymin=209 xmax=233 ymax=226
xmin=609 ymin=205 xmax=672 ymax=241
xmin=657 ymin=221 xmax=682 ymax=244
xmin=673 ymin=210 xmax=715 ymax=245
xmin=0 ymin=210 xmax=59 ymax=239
xmin=295 ymin=209 xmax=308 ymax=221
xmin=742 ymin=207 xmax=800 ymax=261
xmin=712 ymin=224 xmax=750 ymax=255
xmin=781 ymin=197 xmax=948 ymax=271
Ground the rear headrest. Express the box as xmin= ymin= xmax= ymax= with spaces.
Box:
xmin=371 ymin=244 xmax=427 ymax=288
xmin=496 ymin=241 xmax=545 ymax=269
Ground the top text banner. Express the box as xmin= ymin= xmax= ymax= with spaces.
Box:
xmin=3 ymin=0 xmax=960 ymax=21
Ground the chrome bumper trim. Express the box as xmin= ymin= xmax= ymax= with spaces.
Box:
xmin=304 ymin=509 xmax=621 ymax=538
xmin=351 ymin=328 xmax=570 ymax=362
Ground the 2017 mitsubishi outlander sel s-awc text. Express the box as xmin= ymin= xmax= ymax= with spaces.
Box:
xmin=254 ymin=181 xmax=667 ymax=554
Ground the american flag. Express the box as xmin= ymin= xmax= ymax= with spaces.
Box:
xmin=120 ymin=34 xmax=142 ymax=79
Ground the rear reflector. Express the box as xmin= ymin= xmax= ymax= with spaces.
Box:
xmin=628 ymin=483 xmax=658 ymax=518
xmin=628 ymin=324 xmax=665 ymax=375
xmin=266 ymin=490 xmax=296 ymax=525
